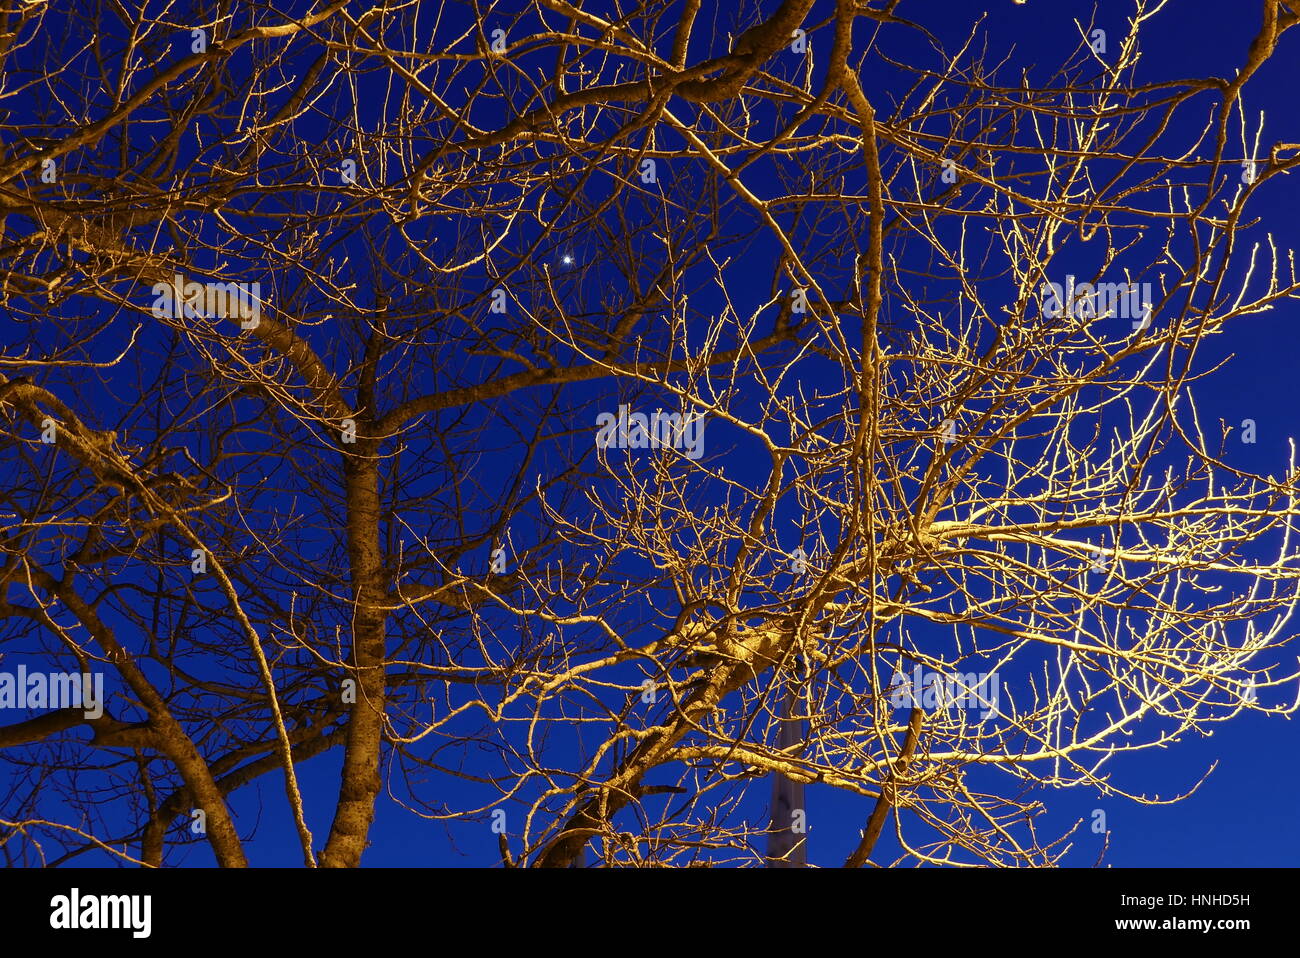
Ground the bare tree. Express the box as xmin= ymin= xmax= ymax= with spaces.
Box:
xmin=0 ymin=0 xmax=1298 ymax=868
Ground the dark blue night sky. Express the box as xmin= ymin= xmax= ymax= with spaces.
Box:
xmin=0 ymin=0 xmax=1297 ymax=868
